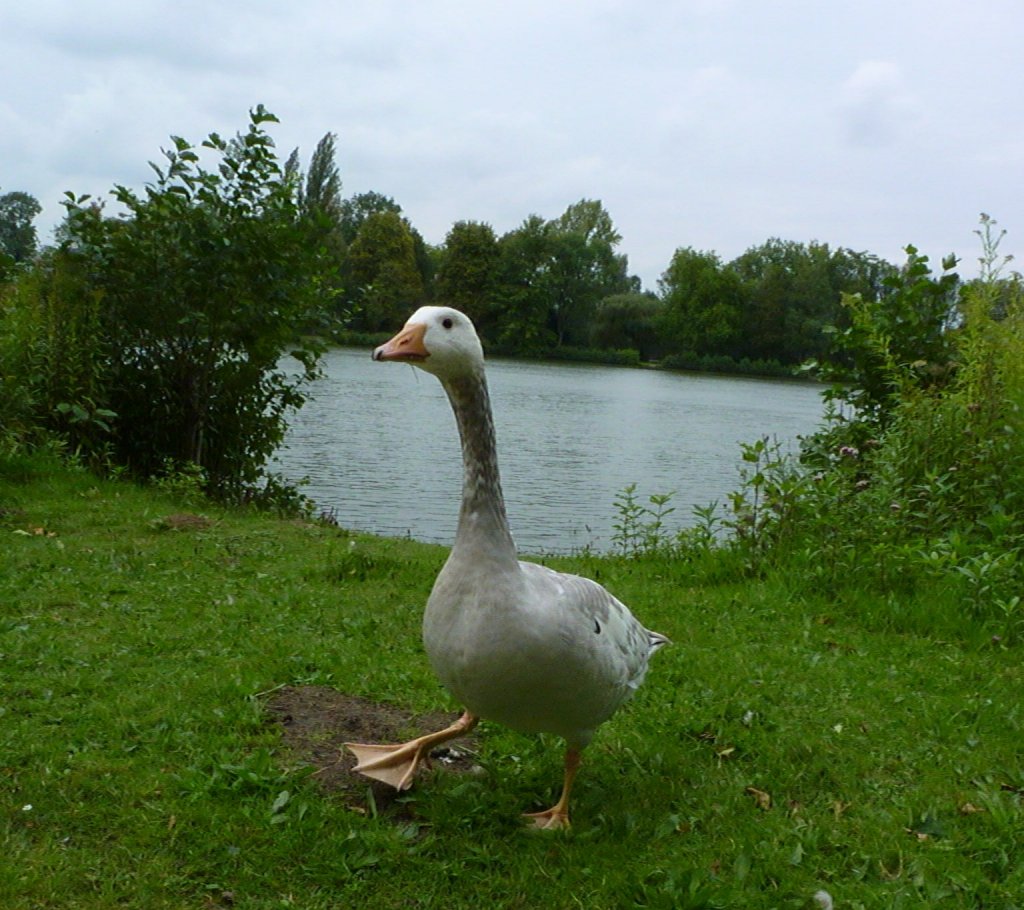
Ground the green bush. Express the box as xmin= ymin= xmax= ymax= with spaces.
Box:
xmin=613 ymin=222 xmax=1024 ymax=643
xmin=661 ymin=351 xmax=793 ymax=377
xmin=52 ymin=106 xmax=329 ymax=499
xmin=724 ymin=221 xmax=1024 ymax=641
xmin=0 ymin=251 xmax=111 ymax=459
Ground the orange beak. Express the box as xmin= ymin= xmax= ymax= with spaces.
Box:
xmin=372 ymin=322 xmax=429 ymax=363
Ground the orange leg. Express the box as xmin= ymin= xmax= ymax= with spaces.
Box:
xmin=345 ymin=711 xmax=478 ymax=791
xmin=524 ymin=746 xmax=581 ymax=830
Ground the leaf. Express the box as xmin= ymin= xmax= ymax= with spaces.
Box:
xmin=733 ymin=850 xmax=752 ymax=881
xmin=271 ymin=790 xmax=290 ymax=814
xmin=910 ymin=812 xmax=947 ymax=839
xmin=745 ymin=786 xmax=772 ymax=811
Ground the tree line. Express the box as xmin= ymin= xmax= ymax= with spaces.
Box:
xmin=279 ymin=132 xmax=904 ymax=370
xmin=4 ymin=120 xmax=921 ymax=374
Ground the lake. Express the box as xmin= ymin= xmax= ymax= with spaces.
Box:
xmin=273 ymin=348 xmax=825 ymax=554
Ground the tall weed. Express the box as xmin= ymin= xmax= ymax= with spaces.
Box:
xmin=0 ymin=251 xmax=112 ymax=459
xmin=759 ymin=220 xmax=1024 ymax=639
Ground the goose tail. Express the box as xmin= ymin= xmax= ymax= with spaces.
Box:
xmin=648 ymin=630 xmax=671 ymax=654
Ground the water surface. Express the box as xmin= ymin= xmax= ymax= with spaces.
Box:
xmin=274 ymin=348 xmax=824 ymax=553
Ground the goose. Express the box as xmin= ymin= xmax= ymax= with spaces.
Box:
xmin=345 ymin=305 xmax=669 ymax=829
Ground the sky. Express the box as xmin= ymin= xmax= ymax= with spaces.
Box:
xmin=2 ymin=0 xmax=1022 ymax=290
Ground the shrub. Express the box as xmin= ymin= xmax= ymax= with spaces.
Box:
xmin=0 ymin=251 xmax=111 ymax=459
xmin=726 ymin=220 xmax=1024 ymax=641
xmin=56 ymin=106 xmax=330 ymax=499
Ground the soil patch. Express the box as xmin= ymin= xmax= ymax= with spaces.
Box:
xmin=155 ymin=513 xmax=214 ymax=531
xmin=265 ymin=685 xmax=480 ymax=813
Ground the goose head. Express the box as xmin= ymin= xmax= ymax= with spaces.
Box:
xmin=373 ymin=306 xmax=484 ymax=381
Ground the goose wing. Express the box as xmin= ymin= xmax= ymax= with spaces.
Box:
xmin=519 ymin=561 xmax=670 ymax=695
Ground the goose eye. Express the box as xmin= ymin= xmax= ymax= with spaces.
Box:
xmin=442 ymin=317 xmax=454 ymax=329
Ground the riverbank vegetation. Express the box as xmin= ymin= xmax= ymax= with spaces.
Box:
xmin=0 ymin=108 xmax=1004 ymax=498
xmin=2 ymin=108 xmax=1023 ymax=906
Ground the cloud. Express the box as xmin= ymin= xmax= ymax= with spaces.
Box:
xmin=839 ymin=60 xmax=918 ymax=148
xmin=1 ymin=1 xmax=1021 ymax=282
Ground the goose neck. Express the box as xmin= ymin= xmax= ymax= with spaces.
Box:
xmin=442 ymin=370 xmax=516 ymax=559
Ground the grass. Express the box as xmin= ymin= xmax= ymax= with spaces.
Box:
xmin=1 ymin=455 xmax=1022 ymax=908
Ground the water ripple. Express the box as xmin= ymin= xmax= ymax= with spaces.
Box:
xmin=274 ymin=349 xmax=823 ymax=554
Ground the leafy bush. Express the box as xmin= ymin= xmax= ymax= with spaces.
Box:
xmin=731 ymin=221 xmax=1024 ymax=641
xmin=611 ymin=483 xmax=677 ymax=556
xmin=541 ymin=345 xmax=641 ymax=366
xmin=0 ymin=251 xmax=111 ymax=459
xmin=661 ymin=351 xmax=793 ymax=378
xmin=806 ymin=244 xmax=961 ymax=431
xmin=54 ymin=106 xmax=330 ymax=499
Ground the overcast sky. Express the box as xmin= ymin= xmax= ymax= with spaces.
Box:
xmin=3 ymin=0 xmax=1022 ymax=289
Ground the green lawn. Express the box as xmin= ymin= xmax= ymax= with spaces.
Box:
xmin=1 ymin=457 xmax=1021 ymax=908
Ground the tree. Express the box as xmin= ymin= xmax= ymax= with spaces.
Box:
xmin=434 ymin=221 xmax=501 ymax=333
xmin=336 ymin=191 xmax=433 ymax=316
xmin=339 ymin=191 xmax=402 ymax=245
xmin=492 ymin=215 xmax=559 ymax=352
xmin=345 ymin=210 xmax=425 ymax=331
xmin=729 ymin=239 xmax=809 ymax=362
xmin=590 ymin=292 xmax=664 ymax=359
xmin=293 ymin=133 xmax=346 ymax=318
xmin=658 ymin=248 xmax=746 ymax=357
xmin=553 ymin=198 xmax=622 ymax=247
xmin=490 ymin=200 xmax=634 ymax=351
xmin=0 ymin=190 xmax=42 ymax=264
xmin=547 ymin=199 xmax=633 ymax=346
xmin=728 ymin=239 xmax=897 ymax=365
xmin=301 ymin=132 xmax=343 ymax=223
xmin=60 ymin=105 xmax=329 ymax=497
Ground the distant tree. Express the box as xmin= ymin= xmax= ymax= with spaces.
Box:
xmin=729 ymin=239 xmax=807 ymax=362
xmin=301 ymin=133 xmax=343 ymax=223
xmin=658 ymin=248 xmax=746 ymax=357
xmin=492 ymin=215 xmax=559 ymax=352
xmin=590 ymin=292 xmax=664 ymax=359
xmin=553 ymin=198 xmax=622 ymax=247
xmin=339 ymin=191 xmax=402 ymax=245
xmin=336 ymin=191 xmax=434 ymax=315
xmin=346 ymin=210 xmax=425 ymax=331
xmin=434 ymin=220 xmax=501 ymax=332
xmin=60 ymin=105 xmax=329 ymax=496
xmin=490 ymin=200 xmax=633 ymax=351
xmin=284 ymin=148 xmax=302 ymax=187
xmin=729 ymin=239 xmax=897 ymax=364
xmin=547 ymin=199 xmax=633 ymax=346
xmin=0 ymin=190 xmax=42 ymax=263
xmin=293 ymin=133 xmax=346 ymax=317
xmin=409 ymin=225 xmax=435 ymax=296
xmin=827 ymin=246 xmax=894 ymax=306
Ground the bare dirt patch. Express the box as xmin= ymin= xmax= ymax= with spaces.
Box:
xmin=265 ymin=685 xmax=480 ymax=813
xmin=154 ymin=513 xmax=214 ymax=531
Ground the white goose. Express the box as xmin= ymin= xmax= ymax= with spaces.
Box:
xmin=346 ymin=306 xmax=669 ymax=828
